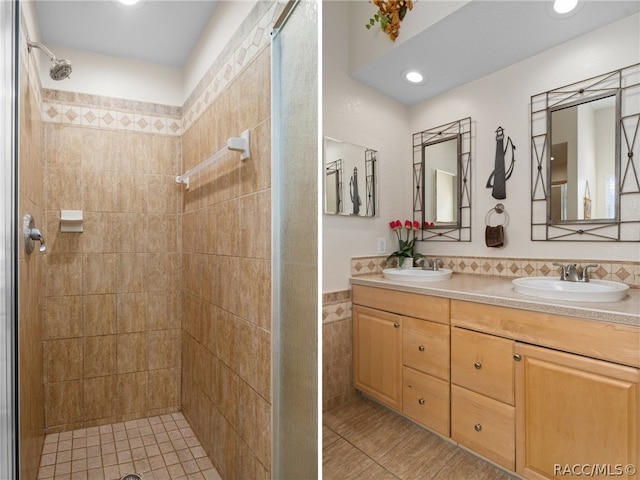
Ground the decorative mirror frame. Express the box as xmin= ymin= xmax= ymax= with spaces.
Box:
xmin=530 ymin=63 xmax=640 ymax=241
xmin=365 ymin=148 xmax=378 ymax=216
xmin=323 ymin=137 xmax=379 ymax=217
xmin=413 ymin=117 xmax=472 ymax=241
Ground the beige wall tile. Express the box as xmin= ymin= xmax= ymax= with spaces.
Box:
xmin=83 ymin=253 xmax=117 ymax=295
xmin=83 ymin=294 xmax=116 ymax=336
xmin=239 ymin=190 xmax=270 ymax=260
xmin=45 ymin=380 xmax=83 ymax=427
xmin=46 ymin=254 xmax=83 ymax=297
xmin=148 ymin=368 xmax=180 ymax=410
xmin=117 ymin=372 xmax=148 ymax=415
xmin=84 ymin=335 xmax=116 ymax=378
xmin=83 ymin=376 xmax=117 ymax=421
xmin=45 ymin=124 xmax=83 ymax=170
xmin=44 ymin=337 xmax=83 ymax=383
xmin=117 ymin=332 xmax=148 ymax=374
xmin=148 ymin=329 xmax=180 ymax=370
xmin=116 ymin=293 xmax=147 ymax=333
xmin=83 ymin=170 xmax=117 ymax=212
xmin=45 ymin=295 xmax=83 ymax=339
xmin=82 ymin=212 xmax=117 ymax=253
xmin=116 ymin=173 xmax=147 ymax=213
xmin=46 ymin=168 xmax=83 ymax=211
xmin=116 ymin=253 xmax=145 ymax=293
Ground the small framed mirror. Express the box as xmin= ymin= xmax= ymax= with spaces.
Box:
xmin=531 ymin=64 xmax=640 ymax=241
xmin=323 ymin=137 xmax=378 ymax=217
xmin=413 ymin=117 xmax=472 ymax=241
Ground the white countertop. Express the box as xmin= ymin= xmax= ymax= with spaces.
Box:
xmin=351 ymin=273 xmax=640 ymax=327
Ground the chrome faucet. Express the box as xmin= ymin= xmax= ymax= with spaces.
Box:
xmin=416 ymin=257 xmax=439 ymax=271
xmin=553 ymin=263 xmax=598 ymax=282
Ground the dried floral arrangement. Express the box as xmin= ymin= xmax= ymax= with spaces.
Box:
xmin=365 ymin=0 xmax=414 ymax=42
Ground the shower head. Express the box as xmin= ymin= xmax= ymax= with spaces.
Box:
xmin=49 ymin=58 xmax=73 ymax=81
xmin=27 ymin=38 xmax=72 ymax=81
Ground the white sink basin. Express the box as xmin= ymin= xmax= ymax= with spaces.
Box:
xmin=512 ymin=276 xmax=629 ymax=303
xmin=383 ymin=268 xmax=453 ymax=282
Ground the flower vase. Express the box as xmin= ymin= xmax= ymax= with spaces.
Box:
xmin=399 ymin=257 xmax=413 ymax=269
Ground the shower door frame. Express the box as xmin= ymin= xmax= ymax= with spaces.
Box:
xmin=0 ymin=0 xmax=19 ymax=478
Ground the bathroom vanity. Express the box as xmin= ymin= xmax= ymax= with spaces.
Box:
xmin=351 ymin=275 xmax=639 ymax=480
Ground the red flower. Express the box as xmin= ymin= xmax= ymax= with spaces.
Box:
xmin=413 ymin=220 xmax=420 ymax=230
xmin=404 ymin=220 xmax=412 ymax=229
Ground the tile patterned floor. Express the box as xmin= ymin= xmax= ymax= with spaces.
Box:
xmin=323 ymin=395 xmax=518 ymax=480
xmin=37 ymin=412 xmax=221 ymax=480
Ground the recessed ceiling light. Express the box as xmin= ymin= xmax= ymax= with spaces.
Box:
xmin=402 ymin=70 xmax=426 ymax=85
xmin=119 ymin=0 xmax=141 ymax=5
xmin=553 ymin=0 xmax=578 ymax=14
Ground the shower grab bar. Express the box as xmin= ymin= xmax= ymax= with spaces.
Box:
xmin=175 ymin=130 xmax=250 ymax=190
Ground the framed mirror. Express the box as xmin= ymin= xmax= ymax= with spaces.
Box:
xmin=531 ymin=64 xmax=640 ymax=241
xmin=323 ymin=137 xmax=378 ymax=216
xmin=413 ymin=117 xmax=472 ymax=241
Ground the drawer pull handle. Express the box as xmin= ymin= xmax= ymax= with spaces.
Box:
xmin=474 ymin=423 xmax=482 ymax=432
xmin=418 ymin=345 xmax=425 ymax=352
xmin=393 ymin=322 xmax=400 ymax=328
xmin=514 ymin=354 xmax=522 ymax=361
xmin=474 ymin=361 xmax=482 ymax=369
xmin=418 ymin=398 xmax=425 ymax=405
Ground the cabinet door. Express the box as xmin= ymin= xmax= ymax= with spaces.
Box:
xmin=353 ymin=305 xmax=402 ymax=411
xmin=516 ymin=343 xmax=639 ymax=480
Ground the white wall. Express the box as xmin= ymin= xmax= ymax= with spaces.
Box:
xmin=21 ymin=0 xmax=256 ymax=106
xmin=409 ymin=13 xmax=640 ymax=263
xmin=323 ymin=1 xmax=411 ymax=292
xmin=182 ymin=1 xmax=256 ymax=102
xmin=323 ymin=9 xmax=640 ymax=292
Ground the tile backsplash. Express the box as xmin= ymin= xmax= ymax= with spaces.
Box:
xmin=351 ymin=255 xmax=640 ymax=288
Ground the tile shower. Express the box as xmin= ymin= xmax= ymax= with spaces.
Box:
xmin=18 ymin=3 xmax=278 ymax=479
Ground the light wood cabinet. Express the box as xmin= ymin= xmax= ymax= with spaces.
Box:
xmin=352 ymin=286 xmax=639 ymax=480
xmin=353 ymin=304 xmax=403 ymax=411
xmin=352 ymin=285 xmax=451 ymax=430
xmin=515 ymin=342 xmax=639 ymax=480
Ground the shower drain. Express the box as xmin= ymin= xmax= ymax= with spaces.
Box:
xmin=120 ymin=475 xmax=143 ymax=480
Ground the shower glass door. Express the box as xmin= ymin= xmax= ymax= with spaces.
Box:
xmin=271 ymin=0 xmax=319 ymax=477
xmin=0 ymin=0 xmax=18 ymax=478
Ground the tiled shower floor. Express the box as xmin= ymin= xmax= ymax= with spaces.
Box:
xmin=37 ymin=412 xmax=221 ymax=480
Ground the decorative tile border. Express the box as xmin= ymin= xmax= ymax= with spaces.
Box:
xmin=322 ymin=290 xmax=352 ymax=324
xmin=351 ymin=255 xmax=640 ymax=288
xmin=40 ymin=97 xmax=182 ymax=135
xmin=181 ymin=2 xmax=280 ymax=132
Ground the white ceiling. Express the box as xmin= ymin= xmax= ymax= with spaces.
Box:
xmin=352 ymin=1 xmax=640 ymax=106
xmin=32 ymin=0 xmax=640 ymax=102
xmin=34 ymin=0 xmax=219 ymax=68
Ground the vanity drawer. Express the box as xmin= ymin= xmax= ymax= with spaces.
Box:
xmin=451 ymin=384 xmax=515 ymax=471
xmin=353 ymin=285 xmax=449 ymax=324
xmin=403 ymin=316 xmax=449 ymax=381
xmin=403 ymin=366 xmax=450 ymax=437
xmin=451 ymin=327 xmax=514 ymax=405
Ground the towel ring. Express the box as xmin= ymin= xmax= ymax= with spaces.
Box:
xmin=485 ymin=203 xmax=509 ymax=227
